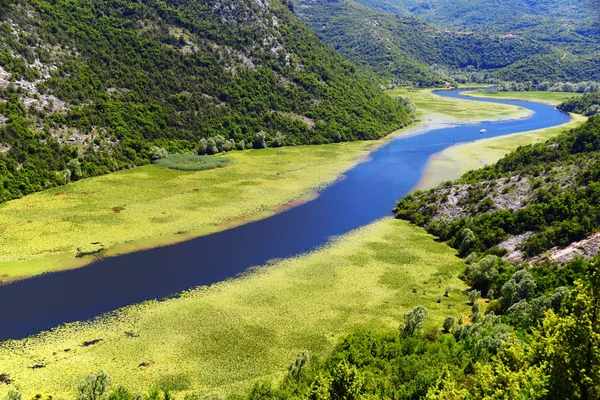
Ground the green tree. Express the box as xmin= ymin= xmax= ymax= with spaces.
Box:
xmin=533 ymin=261 xmax=600 ymax=400
xmin=400 ymin=306 xmax=428 ymax=337
xmin=254 ymin=131 xmax=267 ymax=149
xmin=149 ymin=146 xmax=168 ymax=161
xmin=442 ymin=316 xmax=455 ymax=333
xmin=68 ymin=159 xmax=83 ymax=181
xmin=501 ymin=270 xmax=537 ymax=308
xmin=329 ymin=361 xmax=363 ymax=400
xmin=206 ymin=138 xmax=218 ymax=155
xmin=198 ymin=139 xmax=208 ymax=155
xmin=78 ymin=371 xmax=112 ymax=400
xmin=472 ymin=340 xmax=547 ymax=400
xmin=458 ymin=228 xmax=477 ymax=256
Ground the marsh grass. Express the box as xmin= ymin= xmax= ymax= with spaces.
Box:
xmin=0 ymin=218 xmax=470 ymax=398
xmin=0 ymin=142 xmax=384 ymax=280
xmin=153 ymin=155 xmax=230 ymax=171
xmin=463 ymin=90 xmax=583 ymax=106
xmin=415 ymin=112 xmax=588 ymax=190
xmin=386 ymin=88 xmax=531 ymax=122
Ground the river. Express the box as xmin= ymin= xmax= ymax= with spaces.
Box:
xmin=0 ymin=90 xmax=571 ymax=341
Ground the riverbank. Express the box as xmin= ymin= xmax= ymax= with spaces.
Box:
xmin=0 ymin=142 xmax=385 ymax=282
xmin=0 ymin=218 xmax=470 ymax=398
xmin=414 ymin=91 xmax=587 ymax=190
xmin=387 ymin=87 xmax=531 ymax=123
xmin=462 ymin=90 xmax=582 ymax=106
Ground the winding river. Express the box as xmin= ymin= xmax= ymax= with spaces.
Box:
xmin=0 ymin=90 xmax=571 ymax=341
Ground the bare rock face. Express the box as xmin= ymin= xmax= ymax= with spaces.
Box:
xmin=498 ymin=232 xmax=534 ymax=263
xmin=535 ymin=232 xmax=600 ymax=265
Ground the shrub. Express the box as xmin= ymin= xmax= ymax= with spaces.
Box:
xmin=78 ymin=371 xmax=111 ymax=400
xmin=254 ymin=131 xmax=267 ymax=149
xmin=149 ymin=146 xmax=168 ymax=161
xmin=400 ymin=306 xmax=428 ymax=337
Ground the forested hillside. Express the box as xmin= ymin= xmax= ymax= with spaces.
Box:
xmin=396 ymin=115 xmax=600 ymax=265
xmin=0 ymin=0 xmax=411 ymax=203
xmin=294 ymin=0 xmax=553 ymax=86
xmin=294 ymin=0 xmax=600 ymax=85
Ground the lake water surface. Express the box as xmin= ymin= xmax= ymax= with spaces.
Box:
xmin=0 ymin=90 xmax=571 ymax=341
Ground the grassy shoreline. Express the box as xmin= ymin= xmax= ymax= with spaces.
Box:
xmin=0 ymin=141 xmax=383 ymax=282
xmin=462 ymin=90 xmax=583 ymax=106
xmin=414 ymin=91 xmax=588 ymax=191
xmin=0 ymin=218 xmax=470 ymax=398
xmin=387 ymin=87 xmax=531 ymax=124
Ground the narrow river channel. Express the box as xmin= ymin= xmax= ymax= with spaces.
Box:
xmin=0 ymin=90 xmax=571 ymax=341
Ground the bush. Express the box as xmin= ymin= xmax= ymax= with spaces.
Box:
xmin=149 ymin=146 xmax=168 ymax=161
xmin=78 ymin=371 xmax=111 ymax=400
xmin=254 ymin=131 xmax=267 ymax=149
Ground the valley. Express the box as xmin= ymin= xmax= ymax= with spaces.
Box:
xmin=1 ymin=0 xmax=599 ymax=398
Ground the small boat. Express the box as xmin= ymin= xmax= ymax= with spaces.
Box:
xmin=479 ymin=129 xmax=487 ymax=134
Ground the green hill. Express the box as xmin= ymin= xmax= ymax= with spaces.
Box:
xmin=0 ymin=0 xmax=410 ymax=203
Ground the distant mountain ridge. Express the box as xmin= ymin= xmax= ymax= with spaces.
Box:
xmin=293 ymin=0 xmax=600 ymax=85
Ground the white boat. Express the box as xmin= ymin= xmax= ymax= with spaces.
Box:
xmin=479 ymin=129 xmax=487 ymax=134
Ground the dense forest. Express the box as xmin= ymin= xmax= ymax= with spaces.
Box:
xmin=0 ymin=0 xmax=411 ymax=203
xmin=294 ymin=0 xmax=554 ymax=86
xmin=293 ymin=0 xmax=600 ymax=86
xmin=558 ymin=92 xmax=600 ymax=116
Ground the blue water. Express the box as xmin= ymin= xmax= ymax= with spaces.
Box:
xmin=0 ymin=90 xmax=570 ymax=341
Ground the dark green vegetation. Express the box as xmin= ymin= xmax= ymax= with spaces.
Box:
xmin=293 ymin=0 xmax=600 ymax=86
xmin=396 ymin=115 xmax=600 ymax=260
xmin=294 ymin=0 xmax=551 ymax=86
xmin=31 ymin=255 xmax=600 ymax=399
xmin=558 ymin=92 xmax=600 ymax=116
xmin=0 ymin=0 xmax=410 ymax=203
xmin=153 ymin=155 xmax=230 ymax=171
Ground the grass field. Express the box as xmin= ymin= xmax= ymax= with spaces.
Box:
xmin=0 ymin=218 xmax=470 ymax=398
xmin=463 ymin=90 xmax=583 ymax=106
xmin=387 ymin=88 xmax=531 ymax=123
xmin=0 ymin=143 xmax=386 ymax=281
xmin=415 ymin=113 xmax=588 ymax=190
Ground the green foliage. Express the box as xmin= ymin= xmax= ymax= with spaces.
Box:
xmin=0 ymin=0 xmax=411 ymax=203
xmin=295 ymin=0 xmax=600 ymax=86
xmin=77 ymin=371 xmax=112 ymax=400
xmin=532 ymin=259 xmax=600 ymax=399
xmin=396 ymin=116 xmax=600 ymax=258
xmin=400 ymin=305 xmax=428 ymax=337
xmin=4 ymin=391 xmax=22 ymax=400
xmin=152 ymin=155 xmax=229 ymax=171
xmin=442 ymin=316 xmax=455 ymax=333
xmin=558 ymin=92 xmax=600 ymax=116
xmin=149 ymin=146 xmax=169 ymax=161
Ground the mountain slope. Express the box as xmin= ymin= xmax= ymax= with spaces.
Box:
xmin=395 ymin=115 xmax=600 ymax=264
xmin=0 ymin=0 xmax=410 ymax=203
xmin=294 ymin=0 xmax=600 ymax=85
xmin=294 ymin=0 xmax=556 ymax=85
